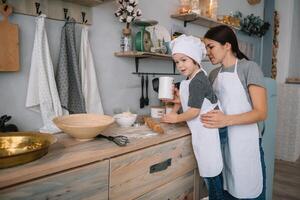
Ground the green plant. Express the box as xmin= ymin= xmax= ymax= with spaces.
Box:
xmin=234 ymin=12 xmax=270 ymax=37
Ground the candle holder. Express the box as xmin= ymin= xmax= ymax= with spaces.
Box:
xmin=200 ymin=0 xmax=218 ymax=19
xmin=178 ymin=0 xmax=191 ymax=14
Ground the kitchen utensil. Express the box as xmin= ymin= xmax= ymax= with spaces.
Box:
xmin=144 ymin=75 xmax=149 ymax=106
xmin=158 ymin=76 xmax=174 ymax=100
xmin=0 ymin=132 xmax=57 ymax=168
xmin=53 ymin=114 xmax=115 ymax=141
xmin=152 ymin=78 xmax=180 ymax=93
xmin=144 ymin=117 xmax=164 ymax=134
xmin=152 ymin=77 xmax=159 ymax=92
xmin=146 ymin=24 xmax=171 ymax=52
xmin=0 ymin=3 xmax=19 ymax=71
xmin=140 ymin=75 xmax=145 ymax=108
xmin=133 ymin=19 xmax=158 ymax=52
xmin=96 ymin=134 xmax=129 ymax=147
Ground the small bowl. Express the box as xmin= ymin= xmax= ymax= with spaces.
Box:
xmin=53 ymin=114 xmax=114 ymax=141
xmin=114 ymin=113 xmax=137 ymax=128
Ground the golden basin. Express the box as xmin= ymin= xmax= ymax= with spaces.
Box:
xmin=0 ymin=132 xmax=57 ymax=169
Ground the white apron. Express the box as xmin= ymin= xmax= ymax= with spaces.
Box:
xmin=180 ymin=71 xmax=223 ymax=177
xmin=213 ymin=60 xmax=263 ymax=198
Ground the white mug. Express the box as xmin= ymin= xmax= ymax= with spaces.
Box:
xmin=158 ymin=77 xmax=174 ymax=100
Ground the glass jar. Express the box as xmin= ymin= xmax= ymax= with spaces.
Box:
xmin=178 ymin=0 xmax=191 ymax=14
xmin=200 ymin=0 xmax=218 ymax=19
xmin=190 ymin=0 xmax=200 ymax=15
xmin=121 ymin=28 xmax=132 ymax=52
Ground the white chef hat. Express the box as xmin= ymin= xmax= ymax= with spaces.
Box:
xmin=170 ymin=34 xmax=207 ymax=66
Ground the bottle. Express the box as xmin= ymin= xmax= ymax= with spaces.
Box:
xmin=121 ymin=28 xmax=132 ymax=52
xmin=191 ymin=0 xmax=200 ymax=15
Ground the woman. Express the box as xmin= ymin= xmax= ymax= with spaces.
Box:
xmin=201 ymin=25 xmax=267 ymax=200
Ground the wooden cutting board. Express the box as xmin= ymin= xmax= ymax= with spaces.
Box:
xmin=0 ymin=4 xmax=19 ymax=72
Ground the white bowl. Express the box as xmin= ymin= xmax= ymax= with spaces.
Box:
xmin=114 ymin=113 xmax=137 ymax=127
xmin=53 ymin=114 xmax=114 ymax=141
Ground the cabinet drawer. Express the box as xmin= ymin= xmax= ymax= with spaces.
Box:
xmin=136 ymin=170 xmax=194 ymax=200
xmin=0 ymin=160 xmax=109 ymax=200
xmin=110 ymin=136 xmax=196 ymax=200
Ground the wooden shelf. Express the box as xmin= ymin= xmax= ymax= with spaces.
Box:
xmin=63 ymin=0 xmax=110 ymax=7
xmin=114 ymin=51 xmax=172 ymax=60
xmin=286 ymin=78 xmax=300 ymax=84
xmin=114 ymin=51 xmax=179 ymax=75
xmin=170 ymin=13 xmax=240 ymax=30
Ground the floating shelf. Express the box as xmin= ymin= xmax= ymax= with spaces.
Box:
xmin=115 ymin=51 xmax=172 ymax=60
xmin=63 ymin=0 xmax=110 ymax=7
xmin=286 ymin=77 xmax=300 ymax=84
xmin=170 ymin=13 xmax=240 ymax=30
xmin=114 ymin=51 xmax=179 ymax=75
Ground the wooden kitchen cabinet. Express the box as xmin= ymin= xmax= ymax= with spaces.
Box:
xmin=136 ymin=171 xmax=195 ymax=200
xmin=0 ymin=160 xmax=109 ymax=200
xmin=0 ymin=124 xmax=202 ymax=199
xmin=109 ymin=136 xmax=196 ymax=200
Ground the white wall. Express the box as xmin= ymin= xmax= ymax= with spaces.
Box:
xmin=275 ymin=0 xmax=294 ymax=83
xmin=0 ymin=0 xmax=264 ymax=131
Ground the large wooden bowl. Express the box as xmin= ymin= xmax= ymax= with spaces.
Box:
xmin=0 ymin=132 xmax=57 ymax=169
xmin=53 ymin=114 xmax=115 ymax=141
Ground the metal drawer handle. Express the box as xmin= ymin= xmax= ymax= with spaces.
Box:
xmin=149 ymin=158 xmax=172 ymax=173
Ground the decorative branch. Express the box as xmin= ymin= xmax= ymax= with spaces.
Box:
xmin=115 ymin=0 xmax=142 ymax=28
xmin=234 ymin=12 xmax=270 ymax=37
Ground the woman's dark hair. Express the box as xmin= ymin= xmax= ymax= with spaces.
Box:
xmin=204 ymin=25 xmax=249 ymax=60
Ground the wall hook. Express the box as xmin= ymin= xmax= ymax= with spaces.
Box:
xmin=35 ymin=2 xmax=42 ymax=15
xmin=63 ymin=8 xmax=70 ymax=20
xmin=81 ymin=12 xmax=88 ymax=24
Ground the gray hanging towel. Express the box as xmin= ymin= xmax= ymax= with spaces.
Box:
xmin=56 ymin=19 xmax=86 ymax=114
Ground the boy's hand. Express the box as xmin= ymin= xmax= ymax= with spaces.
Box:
xmin=161 ymin=113 xmax=178 ymax=123
xmin=161 ymin=87 xmax=181 ymax=104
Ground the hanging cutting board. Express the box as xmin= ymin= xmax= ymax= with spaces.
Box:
xmin=0 ymin=4 xmax=19 ymax=71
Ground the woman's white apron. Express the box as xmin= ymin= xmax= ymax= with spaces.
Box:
xmin=213 ymin=60 xmax=263 ymax=198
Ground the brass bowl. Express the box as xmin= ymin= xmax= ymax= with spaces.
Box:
xmin=0 ymin=132 xmax=57 ymax=169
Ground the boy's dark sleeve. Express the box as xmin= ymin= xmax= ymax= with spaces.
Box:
xmin=188 ymin=78 xmax=209 ymax=109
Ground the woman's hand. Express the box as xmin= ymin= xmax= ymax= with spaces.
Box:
xmin=200 ymin=110 xmax=229 ymax=128
xmin=161 ymin=113 xmax=178 ymax=124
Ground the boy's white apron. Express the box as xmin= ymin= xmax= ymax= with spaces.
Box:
xmin=213 ymin=60 xmax=263 ymax=198
xmin=180 ymin=71 xmax=223 ymax=177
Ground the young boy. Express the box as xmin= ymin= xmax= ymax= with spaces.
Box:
xmin=161 ymin=34 xmax=224 ymax=200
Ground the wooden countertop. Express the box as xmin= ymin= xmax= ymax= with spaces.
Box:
xmin=0 ymin=123 xmax=190 ymax=189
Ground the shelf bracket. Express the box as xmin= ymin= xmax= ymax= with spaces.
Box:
xmin=133 ymin=57 xmax=180 ymax=76
xmin=183 ymin=19 xmax=198 ymax=27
